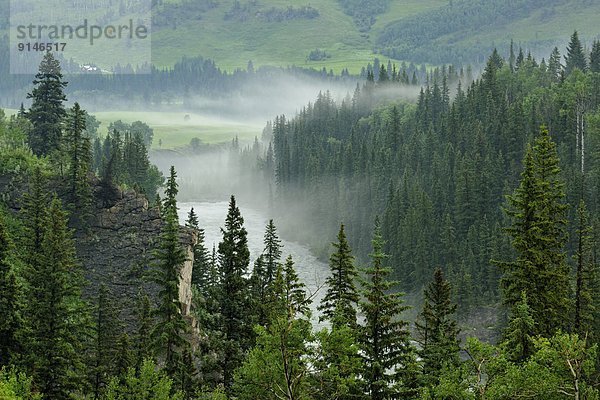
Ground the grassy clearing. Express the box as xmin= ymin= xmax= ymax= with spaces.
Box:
xmin=92 ymin=111 xmax=262 ymax=149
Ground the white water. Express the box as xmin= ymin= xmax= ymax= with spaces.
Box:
xmin=178 ymin=201 xmax=330 ymax=330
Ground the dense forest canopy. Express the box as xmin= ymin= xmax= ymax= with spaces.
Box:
xmin=0 ymin=21 xmax=599 ymax=400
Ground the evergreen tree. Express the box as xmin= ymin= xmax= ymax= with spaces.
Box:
xmin=590 ymin=40 xmax=600 ymax=73
xmin=217 ymin=195 xmax=253 ymax=391
xmin=573 ymin=200 xmax=598 ymax=340
xmin=21 ymin=197 xmax=90 ymax=399
xmin=64 ymin=103 xmax=92 ymax=220
xmin=20 ymin=168 xmax=49 ymax=267
xmin=90 ymin=284 xmax=122 ymax=399
xmin=186 ymin=208 xmax=211 ymax=290
xmin=318 ymin=224 xmax=359 ymax=330
xmin=134 ymin=291 xmax=154 ymax=369
xmin=501 ymin=291 xmax=535 ymax=363
xmin=113 ymin=334 xmax=134 ymax=382
xmin=0 ymin=213 xmax=21 ymax=367
xmin=497 ymin=127 xmax=571 ymax=336
xmin=565 ymin=31 xmax=587 ymax=75
xmin=150 ymin=166 xmax=190 ymax=384
xmin=359 ymin=219 xmax=419 ymax=399
xmin=263 ymin=219 xmax=282 ymax=285
xmin=233 ymin=255 xmax=313 ymax=400
xmin=416 ymin=268 xmax=460 ymax=387
xmin=26 ymin=52 xmax=67 ymax=155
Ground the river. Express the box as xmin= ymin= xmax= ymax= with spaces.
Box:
xmin=177 ymin=201 xmax=330 ymax=330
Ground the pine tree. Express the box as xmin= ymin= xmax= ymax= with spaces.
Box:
xmin=21 ymin=197 xmax=90 ymax=399
xmin=26 ymin=52 xmax=67 ymax=155
xmin=360 ymin=219 xmax=419 ymax=399
xmin=416 ymin=268 xmax=460 ymax=387
xmin=134 ymin=291 xmax=154 ymax=369
xmin=185 ymin=208 xmax=211 ymax=290
xmin=497 ymin=127 xmax=571 ymax=337
xmin=20 ymin=167 xmax=49 ymax=267
xmin=573 ymin=200 xmax=598 ymax=340
xmin=113 ymin=333 xmax=134 ymax=382
xmin=233 ymin=255 xmax=313 ymax=400
xmin=318 ymin=224 xmax=359 ymax=330
xmin=218 ymin=195 xmax=253 ymax=391
xmin=90 ymin=284 xmax=122 ymax=399
xmin=65 ymin=103 xmax=92 ymax=220
xmin=501 ymin=291 xmax=535 ymax=363
xmin=548 ymin=47 xmax=562 ymax=81
xmin=263 ymin=219 xmax=282 ymax=285
xmin=150 ymin=166 xmax=190 ymax=384
xmin=565 ymin=31 xmax=587 ymax=75
xmin=0 ymin=213 xmax=21 ymax=367
xmin=590 ymin=40 xmax=600 ymax=73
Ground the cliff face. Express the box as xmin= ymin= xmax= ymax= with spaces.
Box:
xmin=76 ymin=183 xmax=196 ymax=328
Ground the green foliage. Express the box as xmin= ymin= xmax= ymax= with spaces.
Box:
xmin=318 ymin=224 xmax=359 ymax=330
xmin=359 ymin=218 xmax=418 ymax=399
xmin=0 ymin=213 xmax=21 ymax=367
xmin=96 ymin=129 xmax=163 ymax=201
xmin=90 ymin=284 xmax=123 ymax=398
xmin=64 ymin=103 xmax=93 ymax=221
xmin=234 ymin=259 xmax=313 ymax=400
xmin=150 ymin=166 xmax=190 ymax=386
xmin=498 ymin=127 xmax=571 ymax=337
xmin=217 ymin=195 xmax=253 ymax=390
xmin=26 ymin=53 xmax=67 ymax=156
xmin=21 ymin=197 xmax=91 ymax=399
xmin=105 ymin=359 xmax=183 ymax=400
xmin=416 ymin=268 xmax=460 ymax=387
xmin=502 ymin=291 xmax=535 ymax=363
xmin=0 ymin=368 xmax=40 ymax=400
xmin=565 ymin=31 xmax=587 ymax=75
xmin=186 ymin=207 xmax=212 ymax=291
xmin=312 ymin=324 xmax=363 ymax=400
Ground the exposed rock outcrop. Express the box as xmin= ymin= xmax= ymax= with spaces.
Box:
xmin=76 ymin=182 xmax=197 ymax=329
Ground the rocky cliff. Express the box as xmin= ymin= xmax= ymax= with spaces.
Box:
xmin=76 ymin=183 xmax=197 ymax=329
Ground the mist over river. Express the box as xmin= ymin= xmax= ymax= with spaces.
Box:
xmin=178 ymin=201 xmax=330 ymax=329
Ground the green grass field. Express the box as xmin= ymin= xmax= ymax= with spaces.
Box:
xmin=92 ymin=111 xmax=262 ymax=149
xmin=150 ymin=0 xmax=450 ymax=73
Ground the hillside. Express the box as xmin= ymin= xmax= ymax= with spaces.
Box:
xmin=149 ymin=0 xmax=600 ymax=71
xmin=1 ymin=0 xmax=598 ymax=73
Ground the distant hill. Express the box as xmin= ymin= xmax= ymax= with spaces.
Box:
xmin=1 ymin=0 xmax=599 ymax=72
xmin=150 ymin=0 xmax=600 ymax=71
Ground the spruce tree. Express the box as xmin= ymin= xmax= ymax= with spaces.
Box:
xmin=318 ymin=224 xmax=359 ymax=330
xmin=360 ymin=219 xmax=419 ymax=399
xmin=501 ymin=291 xmax=535 ymax=363
xmin=590 ymin=40 xmax=600 ymax=73
xmin=497 ymin=127 xmax=571 ymax=336
xmin=217 ymin=195 xmax=253 ymax=390
xmin=65 ymin=103 xmax=92 ymax=220
xmin=90 ymin=284 xmax=122 ymax=399
xmin=26 ymin=52 xmax=67 ymax=155
xmin=185 ymin=208 xmax=211 ymax=290
xmin=263 ymin=219 xmax=282 ymax=285
xmin=22 ymin=197 xmax=90 ymax=399
xmin=416 ymin=268 xmax=460 ymax=387
xmin=134 ymin=291 xmax=154 ymax=369
xmin=150 ymin=166 xmax=190 ymax=384
xmin=0 ymin=213 xmax=21 ymax=367
xmin=565 ymin=31 xmax=587 ymax=75
xmin=20 ymin=167 xmax=49 ymax=267
xmin=573 ymin=200 xmax=598 ymax=340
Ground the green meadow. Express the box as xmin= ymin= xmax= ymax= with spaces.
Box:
xmin=92 ymin=111 xmax=262 ymax=149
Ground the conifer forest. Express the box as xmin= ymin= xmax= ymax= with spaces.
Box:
xmin=1 ymin=2 xmax=600 ymax=399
